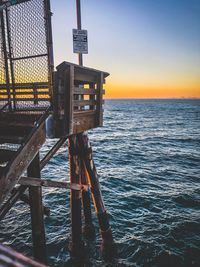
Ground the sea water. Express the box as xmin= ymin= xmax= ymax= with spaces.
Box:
xmin=0 ymin=99 xmax=200 ymax=267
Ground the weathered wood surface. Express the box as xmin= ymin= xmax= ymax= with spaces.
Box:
xmin=0 ymin=136 xmax=67 ymax=221
xmin=0 ymin=98 xmax=50 ymax=101
xmin=53 ymin=61 xmax=108 ymax=136
xmin=0 ymin=82 xmax=48 ymax=90
xmin=28 ymin=153 xmax=47 ymax=264
xmin=80 ymin=158 xmax=95 ymax=239
xmin=96 ymin=72 xmax=104 ymax=127
xmin=73 ymin=99 xmax=97 ymax=107
xmin=74 ymin=88 xmax=105 ymax=95
xmin=68 ymin=135 xmax=84 ymax=257
xmin=77 ymin=132 xmax=116 ymax=255
xmin=40 ymin=137 xmax=67 ymax=169
xmin=73 ymin=112 xmax=97 ymax=134
xmin=18 ymin=176 xmax=70 ymax=189
xmin=0 ymin=122 xmax=46 ymax=205
xmin=0 ymin=243 xmax=47 ymax=267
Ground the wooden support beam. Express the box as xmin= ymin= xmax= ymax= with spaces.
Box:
xmin=68 ymin=135 xmax=84 ymax=259
xmin=0 ymin=243 xmax=47 ymax=267
xmin=80 ymin=159 xmax=95 ymax=239
xmin=28 ymin=153 xmax=47 ymax=264
xmin=40 ymin=137 xmax=67 ymax=169
xmin=96 ymin=72 xmax=104 ymax=126
xmin=0 ymin=137 xmax=67 ymax=221
xmin=18 ymin=176 xmax=70 ymax=189
xmin=77 ymin=132 xmax=117 ymax=257
xmin=0 ymin=186 xmax=27 ymax=221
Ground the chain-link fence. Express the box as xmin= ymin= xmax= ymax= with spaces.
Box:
xmin=0 ymin=0 xmax=53 ymax=111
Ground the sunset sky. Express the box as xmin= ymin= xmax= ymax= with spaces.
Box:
xmin=51 ymin=0 xmax=200 ymax=99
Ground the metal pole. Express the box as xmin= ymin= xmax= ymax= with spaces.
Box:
xmin=0 ymin=9 xmax=12 ymax=111
xmin=76 ymin=0 xmax=83 ymax=66
xmin=5 ymin=8 xmax=16 ymax=110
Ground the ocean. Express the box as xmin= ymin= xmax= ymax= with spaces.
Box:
xmin=0 ymin=99 xmax=200 ymax=267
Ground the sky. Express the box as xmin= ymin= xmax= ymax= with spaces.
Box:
xmin=51 ymin=0 xmax=200 ymax=99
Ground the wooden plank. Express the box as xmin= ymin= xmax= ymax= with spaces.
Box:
xmin=0 ymin=121 xmax=46 ymax=204
xmin=73 ymin=113 xmax=96 ymax=133
xmin=57 ymin=61 xmax=109 ymax=79
xmin=89 ymin=82 xmax=96 ymax=111
xmin=0 ymin=113 xmax=41 ymax=123
xmin=74 ymin=88 xmax=105 ymax=95
xmin=0 ymin=125 xmax=33 ymax=137
xmin=40 ymin=137 xmax=67 ymax=169
xmin=0 ymin=82 xmax=48 ymax=90
xmin=0 ymin=150 xmax=16 ymax=164
xmin=0 ymin=125 xmax=60 ymax=221
xmin=96 ymin=72 xmax=104 ymax=127
xmin=0 ymin=91 xmax=49 ymax=95
xmin=0 ymin=98 xmax=50 ymax=101
xmin=0 ymin=243 xmax=47 ymax=267
xmin=63 ymin=65 xmax=74 ymax=135
xmin=73 ymin=110 xmax=96 ymax=117
xmin=74 ymin=88 xmax=97 ymax=95
xmin=74 ymin=99 xmax=97 ymax=107
xmin=74 ymin=71 xmax=97 ymax=84
xmin=18 ymin=176 xmax=70 ymax=189
xmin=0 ymin=135 xmax=25 ymax=144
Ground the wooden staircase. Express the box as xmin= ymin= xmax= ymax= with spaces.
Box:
xmin=0 ymin=111 xmax=48 ymax=204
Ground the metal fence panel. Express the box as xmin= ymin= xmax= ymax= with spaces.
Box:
xmin=0 ymin=0 xmax=53 ymax=111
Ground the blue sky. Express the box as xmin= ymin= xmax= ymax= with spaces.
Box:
xmin=51 ymin=0 xmax=200 ymax=98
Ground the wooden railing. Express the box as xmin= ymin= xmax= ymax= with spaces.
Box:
xmin=0 ymin=83 xmax=50 ymax=103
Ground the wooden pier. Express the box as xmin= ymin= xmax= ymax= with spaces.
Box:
xmin=0 ymin=0 xmax=116 ymax=265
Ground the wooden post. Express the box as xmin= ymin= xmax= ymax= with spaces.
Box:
xmin=80 ymin=159 xmax=95 ymax=239
xmin=28 ymin=153 xmax=47 ymax=264
xmin=68 ymin=135 xmax=84 ymax=259
xmin=77 ymin=132 xmax=117 ymax=257
xmin=96 ymin=72 xmax=104 ymax=126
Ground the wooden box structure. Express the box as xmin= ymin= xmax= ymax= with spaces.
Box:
xmin=53 ymin=62 xmax=108 ymax=136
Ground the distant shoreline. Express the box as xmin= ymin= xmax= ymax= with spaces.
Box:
xmin=105 ymin=98 xmax=200 ymax=100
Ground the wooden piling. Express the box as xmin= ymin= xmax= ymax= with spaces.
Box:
xmin=68 ymin=135 xmax=84 ymax=259
xmin=28 ymin=153 xmax=47 ymax=264
xmin=80 ymin=159 xmax=95 ymax=239
xmin=77 ymin=132 xmax=117 ymax=257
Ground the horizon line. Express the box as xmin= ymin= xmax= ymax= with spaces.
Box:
xmin=104 ymin=97 xmax=200 ymax=100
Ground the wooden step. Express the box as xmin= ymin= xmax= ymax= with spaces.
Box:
xmin=0 ymin=135 xmax=25 ymax=144
xmin=0 ymin=150 xmax=16 ymax=164
xmin=0 ymin=124 xmax=33 ymax=137
xmin=0 ymin=166 xmax=5 ymax=176
xmin=0 ymin=113 xmax=41 ymax=126
xmin=0 ymin=123 xmax=34 ymax=144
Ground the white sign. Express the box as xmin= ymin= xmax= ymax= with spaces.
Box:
xmin=73 ymin=29 xmax=88 ymax=54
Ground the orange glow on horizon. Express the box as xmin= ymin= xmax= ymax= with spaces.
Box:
xmin=105 ymin=82 xmax=200 ymax=99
